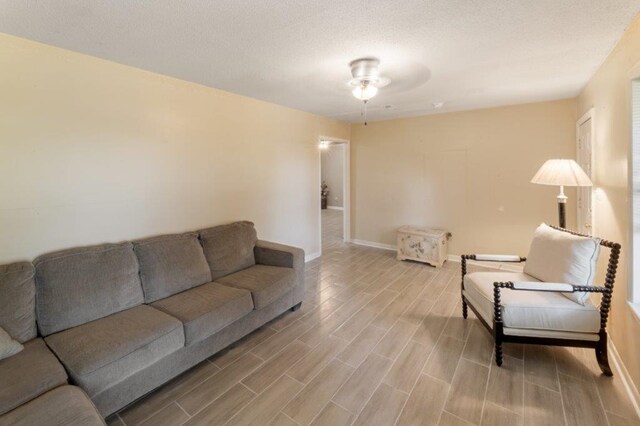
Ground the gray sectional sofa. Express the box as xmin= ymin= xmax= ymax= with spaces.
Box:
xmin=0 ymin=221 xmax=305 ymax=423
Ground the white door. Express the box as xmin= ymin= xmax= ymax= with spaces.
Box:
xmin=577 ymin=113 xmax=593 ymax=235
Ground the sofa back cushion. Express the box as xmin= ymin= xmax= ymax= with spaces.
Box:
xmin=524 ymin=224 xmax=601 ymax=305
xmin=134 ymin=232 xmax=213 ymax=303
xmin=0 ymin=262 xmax=37 ymax=343
xmin=199 ymin=221 xmax=257 ymax=280
xmin=34 ymin=242 xmax=144 ymax=335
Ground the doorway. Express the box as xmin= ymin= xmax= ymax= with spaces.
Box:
xmin=577 ymin=109 xmax=594 ymax=235
xmin=319 ymin=137 xmax=350 ymax=252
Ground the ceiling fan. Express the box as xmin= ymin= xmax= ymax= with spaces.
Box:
xmin=348 ymin=57 xmax=390 ymax=125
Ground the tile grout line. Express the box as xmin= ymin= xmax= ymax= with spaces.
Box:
xmin=281 ymin=411 xmax=302 ymax=426
xmin=554 ymin=349 xmax=570 ymax=426
xmin=442 ymin=410 xmax=475 ymax=425
xmin=432 ymin=321 xmax=468 ymax=426
xmin=558 ymin=371 xmax=612 ymax=426
xmin=175 ymin=401 xmax=191 ymax=421
xmin=184 ymin=354 xmax=264 ymax=419
xmin=478 ymin=350 xmax=495 ymax=425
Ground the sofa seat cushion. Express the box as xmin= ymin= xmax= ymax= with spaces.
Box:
xmin=215 ymin=265 xmax=296 ymax=309
xmin=463 ymin=271 xmax=600 ymax=334
xmin=0 ymin=338 xmax=67 ymax=416
xmin=45 ymin=305 xmax=184 ymax=396
xmin=0 ymin=385 xmax=105 ymax=426
xmin=152 ymin=282 xmax=253 ymax=346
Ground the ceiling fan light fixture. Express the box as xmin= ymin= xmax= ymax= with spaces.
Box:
xmin=348 ymin=58 xmax=390 ymax=102
xmin=352 ymin=84 xmax=378 ymax=101
xmin=348 ymin=57 xmax=391 ymax=125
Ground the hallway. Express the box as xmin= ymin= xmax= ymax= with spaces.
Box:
xmin=322 ymin=208 xmax=343 ymax=250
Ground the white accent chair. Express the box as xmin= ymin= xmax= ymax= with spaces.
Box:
xmin=460 ymin=224 xmax=621 ymax=376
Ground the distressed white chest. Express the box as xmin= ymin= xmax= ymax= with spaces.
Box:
xmin=397 ymin=226 xmax=450 ymax=267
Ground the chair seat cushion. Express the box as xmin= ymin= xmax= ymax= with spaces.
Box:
xmin=215 ymin=265 xmax=296 ymax=309
xmin=463 ymin=271 xmax=600 ymax=334
xmin=0 ymin=338 xmax=67 ymax=416
xmin=45 ymin=305 xmax=184 ymax=396
xmin=151 ymin=282 xmax=253 ymax=346
xmin=0 ymin=385 xmax=105 ymax=426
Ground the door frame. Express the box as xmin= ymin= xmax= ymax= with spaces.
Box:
xmin=318 ymin=136 xmax=351 ymax=254
xmin=576 ymin=108 xmax=595 ymax=234
xmin=628 ymin=60 xmax=640 ymax=307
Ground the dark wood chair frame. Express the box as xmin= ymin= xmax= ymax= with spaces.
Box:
xmin=460 ymin=225 xmax=621 ymax=376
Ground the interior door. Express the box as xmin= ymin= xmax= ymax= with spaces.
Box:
xmin=577 ymin=115 xmax=593 ymax=235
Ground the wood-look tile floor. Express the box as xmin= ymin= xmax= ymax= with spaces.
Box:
xmin=107 ymin=210 xmax=640 ymax=426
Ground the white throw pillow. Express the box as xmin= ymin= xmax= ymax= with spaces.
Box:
xmin=0 ymin=326 xmax=23 ymax=360
xmin=523 ymin=224 xmax=601 ymax=305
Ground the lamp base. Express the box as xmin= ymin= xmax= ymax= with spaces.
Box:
xmin=556 ymin=185 xmax=567 ymax=229
xmin=558 ymin=201 xmax=566 ymax=229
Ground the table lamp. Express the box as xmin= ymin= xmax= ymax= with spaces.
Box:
xmin=530 ymin=159 xmax=593 ymax=228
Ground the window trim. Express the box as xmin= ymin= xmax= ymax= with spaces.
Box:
xmin=628 ymin=60 xmax=640 ymax=307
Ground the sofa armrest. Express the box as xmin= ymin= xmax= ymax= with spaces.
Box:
xmin=254 ymin=240 xmax=304 ymax=270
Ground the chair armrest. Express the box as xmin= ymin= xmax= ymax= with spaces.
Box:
xmin=254 ymin=240 xmax=304 ymax=270
xmin=496 ymin=281 xmax=609 ymax=294
xmin=462 ymin=254 xmax=526 ymax=262
xmin=512 ymin=281 xmax=574 ymax=292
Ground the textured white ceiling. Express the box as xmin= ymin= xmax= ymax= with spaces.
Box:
xmin=1 ymin=1 xmax=639 ymax=122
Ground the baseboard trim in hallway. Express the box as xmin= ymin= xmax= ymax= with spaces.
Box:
xmin=349 ymin=239 xmax=396 ymax=251
xmin=305 ymin=251 xmax=321 ymax=263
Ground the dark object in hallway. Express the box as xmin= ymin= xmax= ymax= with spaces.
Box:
xmin=321 ymin=181 xmax=329 ymax=210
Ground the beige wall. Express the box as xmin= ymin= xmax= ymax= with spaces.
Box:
xmin=321 ymin=144 xmax=345 ymax=208
xmin=351 ymin=99 xmax=578 ymax=256
xmin=0 ymin=33 xmax=349 ymax=263
xmin=578 ymin=15 xmax=640 ymax=392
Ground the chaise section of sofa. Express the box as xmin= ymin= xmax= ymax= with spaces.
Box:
xmin=0 ymin=261 xmax=104 ymax=425
xmin=0 ymin=338 xmax=67 ymax=415
xmin=0 ymin=262 xmax=68 ymax=415
xmin=0 ymin=386 xmax=105 ymax=426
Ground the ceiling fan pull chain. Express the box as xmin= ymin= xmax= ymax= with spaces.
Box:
xmin=364 ymin=100 xmax=368 ymax=126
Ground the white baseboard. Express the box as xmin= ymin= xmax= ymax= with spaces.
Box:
xmin=350 ymin=239 xmax=396 ymax=251
xmin=305 ymin=251 xmax=321 ymax=262
xmin=446 ymin=255 xmax=524 ymax=272
xmin=610 ymin=341 xmax=640 ymax=419
xmin=327 ymin=205 xmax=344 ymax=211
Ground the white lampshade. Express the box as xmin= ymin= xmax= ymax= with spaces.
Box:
xmin=530 ymin=159 xmax=593 ymax=187
xmin=352 ymin=84 xmax=378 ymax=101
